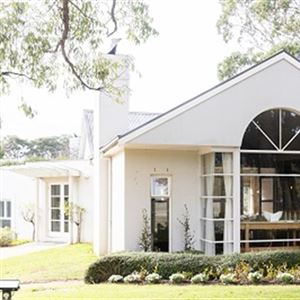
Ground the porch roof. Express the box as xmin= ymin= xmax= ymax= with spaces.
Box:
xmin=2 ymin=161 xmax=81 ymax=178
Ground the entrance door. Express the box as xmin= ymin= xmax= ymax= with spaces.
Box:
xmin=49 ymin=184 xmax=69 ymax=236
xmin=151 ymin=198 xmax=169 ymax=251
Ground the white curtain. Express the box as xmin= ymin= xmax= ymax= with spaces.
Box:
xmin=223 ymin=153 xmax=233 ymax=254
xmin=205 ymin=153 xmax=215 ymax=255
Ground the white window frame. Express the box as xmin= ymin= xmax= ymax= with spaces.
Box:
xmin=150 ymin=176 xmax=171 ymax=198
xmin=150 ymin=175 xmax=172 ymax=252
xmin=0 ymin=199 xmax=12 ymax=228
xmin=48 ymin=183 xmax=69 ymax=237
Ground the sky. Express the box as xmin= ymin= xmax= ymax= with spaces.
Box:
xmin=0 ymin=0 xmax=237 ymax=139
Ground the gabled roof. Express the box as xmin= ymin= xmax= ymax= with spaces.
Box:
xmin=101 ymin=50 xmax=300 ymax=154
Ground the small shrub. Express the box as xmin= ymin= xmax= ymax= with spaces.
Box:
xmin=220 ymin=273 xmax=237 ymax=284
xmin=0 ymin=227 xmax=14 ymax=247
xmin=247 ymin=271 xmax=263 ymax=283
xmin=124 ymin=272 xmax=142 ymax=284
xmin=276 ymin=272 xmax=294 ymax=284
xmin=191 ymin=273 xmax=209 ymax=284
xmin=145 ymin=273 xmax=161 ymax=284
xmin=108 ymin=275 xmax=124 ymax=283
xmin=169 ymin=273 xmax=185 ymax=284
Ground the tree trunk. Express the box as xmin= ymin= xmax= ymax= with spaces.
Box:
xmin=76 ymin=224 xmax=81 ymax=243
xmin=31 ymin=221 xmax=35 ymax=241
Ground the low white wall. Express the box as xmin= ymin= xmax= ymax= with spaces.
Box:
xmin=124 ymin=149 xmax=199 ymax=252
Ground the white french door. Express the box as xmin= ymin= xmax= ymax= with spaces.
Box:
xmin=49 ymin=183 xmax=69 ymax=236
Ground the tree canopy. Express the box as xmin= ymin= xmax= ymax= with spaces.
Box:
xmin=0 ymin=1 xmax=157 ymax=98
xmin=217 ymin=0 xmax=300 ymax=80
xmin=2 ymin=135 xmax=71 ymax=161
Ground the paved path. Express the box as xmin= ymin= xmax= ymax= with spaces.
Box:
xmin=0 ymin=242 xmax=67 ymax=259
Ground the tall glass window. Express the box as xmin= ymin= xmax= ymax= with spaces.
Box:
xmin=200 ymin=152 xmax=234 ymax=255
xmin=0 ymin=200 xmax=12 ymax=228
xmin=241 ymin=108 xmax=300 ymax=251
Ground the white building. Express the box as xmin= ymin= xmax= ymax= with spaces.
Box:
xmin=2 ymin=51 xmax=300 ymax=256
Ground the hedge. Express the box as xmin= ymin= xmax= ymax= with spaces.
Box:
xmin=84 ymin=250 xmax=300 ymax=284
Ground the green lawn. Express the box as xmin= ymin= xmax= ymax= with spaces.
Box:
xmin=0 ymin=243 xmax=96 ymax=283
xmin=15 ymin=284 xmax=300 ymax=299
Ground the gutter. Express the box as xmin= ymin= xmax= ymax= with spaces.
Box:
xmin=100 ymin=136 xmax=120 ymax=154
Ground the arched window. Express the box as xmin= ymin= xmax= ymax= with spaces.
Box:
xmin=242 ymin=109 xmax=300 ymax=151
xmin=240 ymin=108 xmax=300 ymax=252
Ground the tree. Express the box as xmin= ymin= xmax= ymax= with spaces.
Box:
xmin=0 ymin=1 xmax=158 ymax=109
xmin=65 ymin=202 xmax=85 ymax=243
xmin=139 ymin=208 xmax=152 ymax=251
xmin=217 ymin=0 xmax=300 ymax=80
xmin=177 ymin=204 xmax=195 ymax=252
xmin=21 ymin=203 xmax=35 ymax=241
xmin=2 ymin=135 xmax=70 ymax=160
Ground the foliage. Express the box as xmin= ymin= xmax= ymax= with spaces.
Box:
xmin=0 ymin=0 xmax=158 ymax=111
xmin=2 ymin=135 xmax=71 ymax=160
xmin=191 ymin=273 xmax=209 ymax=284
xmin=217 ymin=0 xmax=300 ymax=80
xmin=177 ymin=204 xmax=195 ymax=251
xmin=124 ymin=272 xmax=142 ymax=283
xmin=21 ymin=202 xmax=35 ymax=241
xmin=276 ymin=272 xmax=295 ymax=284
xmin=247 ymin=271 xmax=263 ymax=283
xmin=139 ymin=208 xmax=152 ymax=252
xmin=169 ymin=273 xmax=185 ymax=284
xmin=145 ymin=272 xmax=161 ymax=284
xmin=1 ymin=243 xmax=96 ymax=283
xmin=220 ymin=273 xmax=237 ymax=284
xmin=108 ymin=275 xmax=124 ymax=283
xmin=0 ymin=227 xmax=14 ymax=247
xmin=85 ymin=250 xmax=300 ymax=284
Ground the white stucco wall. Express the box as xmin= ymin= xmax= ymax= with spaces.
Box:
xmin=123 ymin=149 xmax=199 ymax=252
xmin=111 ymin=151 xmax=125 ymax=252
xmin=0 ymin=170 xmax=36 ymax=240
xmin=131 ymin=59 xmax=300 ymax=147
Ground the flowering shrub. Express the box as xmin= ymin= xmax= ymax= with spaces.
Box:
xmin=145 ymin=273 xmax=161 ymax=284
xmin=220 ymin=273 xmax=237 ymax=284
xmin=191 ymin=273 xmax=209 ymax=284
xmin=108 ymin=275 xmax=124 ymax=283
xmin=169 ymin=273 xmax=185 ymax=284
xmin=276 ymin=272 xmax=295 ymax=284
xmin=247 ymin=271 xmax=263 ymax=283
xmin=0 ymin=227 xmax=14 ymax=247
xmin=124 ymin=272 xmax=142 ymax=283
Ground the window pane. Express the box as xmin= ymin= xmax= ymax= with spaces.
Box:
xmin=64 ymin=185 xmax=69 ymax=196
xmin=51 ymin=221 xmax=60 ymax=232
xmin=241 ymin=121 xmax=276 ymax=150
xmin=282 ymin=109 xmax=300 ymax=149
xmin=241 ymin=153 xmax=300 ymax=174
xmin=151 ymin=177 xmax=169 ymax=197
xmin=255 ymin=109 xmax=279 ymax=147
xmin=51 ymin=209 xmax=60 ymax=220
xmin=51 ymin=197 xmax=60 ymax=208
xmin=202 ymin=153 xmax=233 ymax=174
xmin=0 ymin=219 xmax=11 ymax=228
xmin=203 ymin=176 xmax=232 ymax=196
xmin=286 ymin=133 xmax=300 ymax=151
xmin=6 ymin=201 xmax=11 ymax=218
xmin=64 ymin=221 xmax=69 ymax=233
xmin=0 ymin=202 xmax=4 ymax=217
xmin=51 ymin=185 xmax=60 ymax=196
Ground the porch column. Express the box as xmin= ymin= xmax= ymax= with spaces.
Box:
xmin=68 ymin=175 xmax=74 ymax=244
xmin=233 ymin=149 xmax=241 ymax=253
xmin=34 ymin=178 xmax=40 ymax=242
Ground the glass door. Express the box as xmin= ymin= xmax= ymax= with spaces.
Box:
xmin=151 ymin=198 xmax=169 ymax=251
xmin=49 ymin=184 xmax=69 ymax=235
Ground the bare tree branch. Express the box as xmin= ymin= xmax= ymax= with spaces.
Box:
xmin=107 ymin=0 xmax=117 ymax=37
xmin=60 ymin=0 xmax=103 ymax=91
xmin=1 ymin=71 xmax=33 ymax=81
